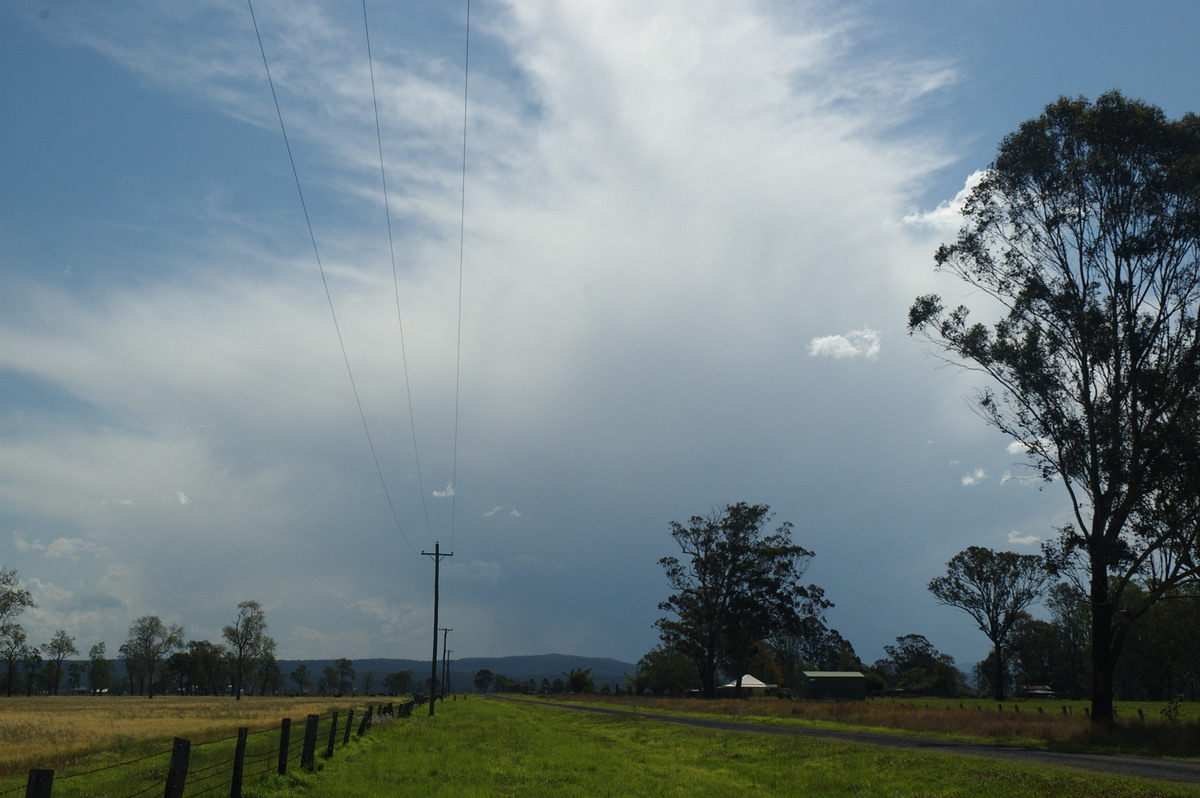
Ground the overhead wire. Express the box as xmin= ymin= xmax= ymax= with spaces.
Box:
xmin=246 ymin=0 xmax=419 ymax=556
xmin=361 ymin=0 xmax=437 ymax=549
xmin=447 ymin=0 xmax=473 ymax=625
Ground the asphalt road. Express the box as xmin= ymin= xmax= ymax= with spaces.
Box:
xmin=493 ymin=696 xmax=1200 ymax=787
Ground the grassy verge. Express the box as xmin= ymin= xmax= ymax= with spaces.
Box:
xmin=526 ymin=695 xmax=1200 ymax=759
xmin=286 ymin=697 xmax=1197 ymax=798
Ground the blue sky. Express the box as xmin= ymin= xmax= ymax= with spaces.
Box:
xmin=2 ymin=0 xmax=1197 ymax=671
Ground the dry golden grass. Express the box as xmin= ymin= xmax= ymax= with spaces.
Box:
xmin=0 ymin=694 xmax=371 ymax=779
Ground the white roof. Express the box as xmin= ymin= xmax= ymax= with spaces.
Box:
xmin=720 ymin=674 xmax=774 ymax=688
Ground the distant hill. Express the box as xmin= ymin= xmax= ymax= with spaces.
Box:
xmin=277 ymin=653 xmax=637 ymax=694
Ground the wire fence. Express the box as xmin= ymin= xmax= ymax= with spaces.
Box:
xmin=4 ymin=699 xmax=417 ymax=798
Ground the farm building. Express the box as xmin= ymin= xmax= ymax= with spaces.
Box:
xmin=795 ymin=671 xmax=866 ymax=700
xmin=717 ymin=674 xmax=776 ymax=697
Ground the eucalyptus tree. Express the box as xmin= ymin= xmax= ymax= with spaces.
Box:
xmin=42 ymin=630 xmax=79 ymax=696
xmin=928 ymin=547 xmax=1050 ymax=700
xmin=1 ymin=567 xmax=35 ymax=696
xmin=656 ymin=502 xmax=825 ymax=698
xmin=222 ymin=600 xmax=274 ymax=700
xmin=909 ymin=92 xmax=1200 ymax=725
xmin=123 ymin=616 xmax=184 ymax=698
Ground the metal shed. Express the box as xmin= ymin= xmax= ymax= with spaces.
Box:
xmin=796 ymin=670 xmax=866 ymax=700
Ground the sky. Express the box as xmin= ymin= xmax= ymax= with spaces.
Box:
xmin=2 ymin=0 xmax=1198 ymax=673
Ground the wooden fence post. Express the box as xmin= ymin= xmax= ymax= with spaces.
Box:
xmin=25 ymin=769 xmax=54 ymax=798
xmin=301 ymin=714 xmax=320 ymax=771
xmin=357 ymin=705 xmax=373 ymax=736
xmin=277 ymin=718 xmax=292 ymax=776
xmin=230 ymin=727 xmax=248 ymax=798
xmin=163 ymin=737 xmax=191 ymax=798
xmin=326 ymin=711 xmax=339 ymax=758
xmin=343 ymin=710 xmax=354 ymax=745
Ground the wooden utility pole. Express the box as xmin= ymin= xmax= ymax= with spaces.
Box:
xmin=422 ymin=542 xmax=453 ymax=716
xmin=440 ymin=627 xmax=453 ymax=699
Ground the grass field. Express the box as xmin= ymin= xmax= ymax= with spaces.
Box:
xmin=267 ymin=696 xmax=1200 ymax=797
xmin=534 ymin=695 xmax=1200 ymax=759
xmin=0 ymin=694 xmax=370 ymax=793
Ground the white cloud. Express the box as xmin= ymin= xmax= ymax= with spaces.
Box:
xmin=483 ymin=505 xmax=521 ymax=518
xmin=1007 ymin=531 xmax=1040 ymax=546
xmin=904 ymin=170 xmax=987 ymax=231
xmin=808 ymin=327 xmax=881 ymax=359
xmin=961 ymin=467 xmax=986 ymax=486
xmin=432 ymin=483 xmax=455 ymax=498
xmin=177 ymin=490 xmax=192 ymax=506
xmin=12 ymin=531 xmax=108 ymax=560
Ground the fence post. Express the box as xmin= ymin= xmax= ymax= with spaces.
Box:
xmin=343 ymin=710 xmax=354 ymax=745
xmin=357 ymin=705 xmax=373 ymax=736
xmin=230 ymin=727 xmax=248 ymax=798
xmin=25 ymin=769 xmax=54 ymax=798
xmin=277 ymin=718 xmax=292 ymax=776
xmin=326 ymin=711 xmax=339 ymax=758
xmin=163 ymin=737 xmax=191 ymax=798
xmin=301 ymin=714 xmax=320 ymax=771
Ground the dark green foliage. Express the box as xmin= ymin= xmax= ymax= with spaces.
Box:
xmin=929 ymin=547 xmax=1050 ymax=700
xmin=909 ymin=91 xmax=1200 ymax=725
xmin=656 ymin=502 xmax=827 ymax=697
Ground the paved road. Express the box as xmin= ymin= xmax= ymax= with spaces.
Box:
xmin=492 ymin=696 xmax=1200 ymax=786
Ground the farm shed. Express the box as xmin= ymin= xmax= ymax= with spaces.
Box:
xmin=796 ymin=671 xmax=866 ymax=700
xmin=717 ymin=674 xmax=775 ymax=697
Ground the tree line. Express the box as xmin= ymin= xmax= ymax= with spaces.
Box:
xmin=0 ymin=582 xmax=414 ymax=699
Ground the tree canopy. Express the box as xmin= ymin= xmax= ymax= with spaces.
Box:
xmin=656 ymin=502 xmax=826 ymax=698
xmin=909 ymin=90 xmax=1200 ymax=724
xmin=928 ymin=547 xmax=1050 ymax=700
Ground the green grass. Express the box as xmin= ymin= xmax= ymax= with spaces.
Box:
xmin=277 ymin=697 xmax=1199 ymax=798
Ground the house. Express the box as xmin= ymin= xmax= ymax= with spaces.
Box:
xmin=795 ymin=671 xmax=866 ymax=700
xmin=717 ymin=674 xmax=776 ymax=697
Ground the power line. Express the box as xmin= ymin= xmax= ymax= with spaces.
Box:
xmin=361 ymin=0 xmax=436 ymax=548
xmin=246 ymin=0 xmax=418 ymax=555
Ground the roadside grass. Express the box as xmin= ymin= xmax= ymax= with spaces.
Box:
xmin=536 ymin=695 xmax=1200 ymax=759
xmin=0 ymin=695 xmax=369 ymax=789
xmin=281 ymin=697 xmax=1197 ymax=797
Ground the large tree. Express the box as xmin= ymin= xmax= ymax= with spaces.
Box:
xmin=928 ymin=547 xmax=1050 ymax=700
xmin=123 ymin=616 xmax=184 ymax=698
xmin=656 ymin=502 xmax=824 ymax=698
xmin=42 ymin=629 xmax=79 ymax=696
xmin=1 ymin=567 xmax=35 ymax=696
xmin=222 ymin=600 xmax=274 ymax=700
xmin=909 ymin=91 xmax=1200 ymax=725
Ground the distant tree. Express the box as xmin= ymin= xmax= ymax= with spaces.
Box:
xmin=361 ymin=670 xmax=375 ymax=695
xmin=335 ymin=658 xmax=355 ymax=694
xmin=635 ymin=644 xmax=698 ymax=696
xmin=1008 ymin=615 xmax=1061 ymax=693
xmin=656 ymin=502 xmax=823 ymax=697
xmin=256 ymin=653 xmax=282 ymax=695
xmin=168 ymin=650 xmax=194 ymax=695
xmin=908 ymin=91 xmax=1200 ymax=726
xmin=123 ymin=616 xmax=184 ymax=698
xmin=1045 ymin=582 xmax=1091 ymax=699
xmin=21 ymin=644 xmax=42 ymax=696
xmin=562 ymin=667 xmax=594 ymax=694
xmin=473 ymin=668 xmax=495 ymax=694
xmin=222 ymin=601 xmax=274 ymax=701
xmin=67 ymin=662 xmax=85 ymax=693
xmin=318 ymin=666 xmax=338 ymax=695
xmin=383 ymin=670 xmax=413 ymax=695
xmin=291 ymin=664 xmax=311 ymax=695
xmin=87 ymin=643 xmax=113 ymax=695
xmin=2 ymin=624 xmax=28 ymax=697
xmin=551 ymin=677 xmax=565 ymax=693
xmin=540 ymin=678 xmax=551 ymax=693
xmin=928 ymin=547 xmax=1051 ymax=700
xmin=187 ymin=640 xmax=229 ymax=696
xmin=881 ymin=634 xmax=962 ymax=695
